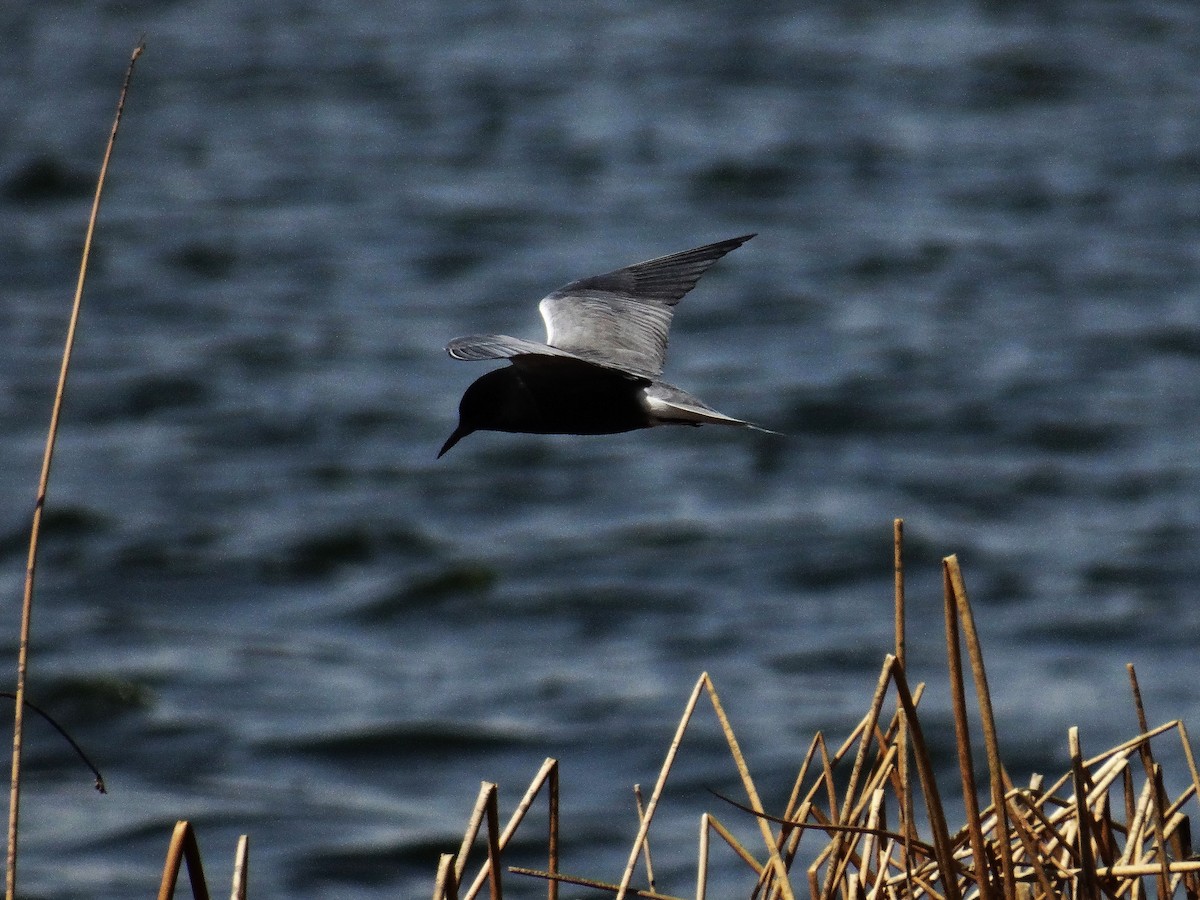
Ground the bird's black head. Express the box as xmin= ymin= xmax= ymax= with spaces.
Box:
xmin=438 ymin=368 xmax=532 ymax=458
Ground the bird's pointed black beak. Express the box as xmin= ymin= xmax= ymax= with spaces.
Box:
xmin=437 ymin=422 xmax=473 ymax=458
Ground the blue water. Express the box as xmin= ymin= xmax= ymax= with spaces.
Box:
xmin=3 ymin=2 xmax=1200 ymax=897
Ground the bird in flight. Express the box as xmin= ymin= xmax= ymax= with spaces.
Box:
xmin=439 ymin=234 xmax=775 ymax=457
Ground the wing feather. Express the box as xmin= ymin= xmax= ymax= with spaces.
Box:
xmin=538 ymin=234 xmax=754 ymax=377
xmin=446 ymin=334 xmax=579 ymax=362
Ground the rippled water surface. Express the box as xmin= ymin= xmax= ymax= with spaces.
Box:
xmin=2 ymin=2 xmax=1200 ymax=897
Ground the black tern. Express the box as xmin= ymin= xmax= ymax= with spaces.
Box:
xmin=439 ymin=234 xmax=774 ymax=457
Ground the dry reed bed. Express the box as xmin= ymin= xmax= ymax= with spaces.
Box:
xmin=433 ymin=526 xmax=1200 ymax=900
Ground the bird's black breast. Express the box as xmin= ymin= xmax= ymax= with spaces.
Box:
xmin=495 ymin=358 xmax=652 ymax=435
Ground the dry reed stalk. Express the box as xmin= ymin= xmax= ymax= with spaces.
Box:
xmin=894 ymin=519 xmax=916 ymax=897
xmin=1128 ymin=666 xmax=1172 ymax=900
xmin=485 ymin=785 xmax=503 ymax=900
xmin=698 ymin=813 xmax=711 ymax=900
xmin=945 ymin=556 xmax=1016 ymax=900
xmin=753 ymin=733 xmax=825 ymax=900
xmin=155 ymin=822 xmax=249 ymax=900
xmin=457 ymin=758 xmax=560 ymax=900
xmin=548 ymin=758 xmax=560 ymax=900
xmin=890 ymin=656 xmax=962 ymax=900
xmin=819 ymin=658 xmax=897 ymax=900
xmin=230 ymin=835 xmax=249 ymax=900
xmin=1069 ymin=728 xmax=1103 ymax=900
xmin=157 ymin=821 xmax=211 ymax=900
xmin=942 ymin=562 xmax=992 ymax=900
xmin=434 ymin=854 xmax=460 ymax=900
xmin=635 ymin=785 xmax=658 ymax=893
xmin=1173 ymin=723 xmax=1200 ymax=818
xmin=455 ymin=782 xmax=494 ymax=885
xmin=1004 ymin=793 xmax=1059 ymax=900
xmin=509 ymin=866 xmax=686 ymax=899
xmin=857 ymin=788 xmax=886 ymax=895
xmin=6 ymin=41 xmax=143 ymax=900
xmin=893 ymin=518 xmax=906 ymax=671
xmin=704 ymin=814 xmax=765 ymax=875
xmin=821 ymin=744 xmax=902 ymax=892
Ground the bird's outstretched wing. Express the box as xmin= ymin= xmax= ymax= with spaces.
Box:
xmin=446 ymin=334 xmax=579 ymax=363
xmin=536 ymin=234 xmax=755 ymax=378
xmin=446 ymin=335 xmax=651 ymax=385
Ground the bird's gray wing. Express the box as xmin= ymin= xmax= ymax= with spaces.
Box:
xmin=446 ymin=335 xmax=650 ymax=383
xmin=446 ymin=334 xmax=580 ymax=362
xmin=537 ymin=234 xmax=755 ymax=378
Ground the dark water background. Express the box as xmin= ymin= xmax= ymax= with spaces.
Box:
xmin=2 ymin=2 xmax=1200 ymax=897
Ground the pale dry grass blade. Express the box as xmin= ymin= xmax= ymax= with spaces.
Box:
xmin=635 ymin=785 xmax=658 ymax=894
xmin=456 ymin=783 xmax=494 ymax=884
xmin=435 ymin=853 xmax=460 ymax=900
xmin=6 ymin=41 xmax=144 ymax=900
xmin=230 ymin=835 xmax=248 ymax=900
xmin=704 ymin=814 xmax=765 ymax=875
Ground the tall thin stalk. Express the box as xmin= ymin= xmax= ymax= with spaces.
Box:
xmin=6 ymin=41 xmax=144 ymax=900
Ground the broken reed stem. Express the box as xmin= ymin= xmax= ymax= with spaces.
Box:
xmin=434 ymin=854 xmax=460 ymax=900
xmin=893 ymin=517 xmax=905 ymax=670
xmin=1070 ymin=727 xmax=1102 ymax=900
xmin=890 ymin=654 xmax=963 ymax=900
xmin=1129 ymin=665 xmax=1173 ymax=900
xmin=946 ymin=555 xmax=1016 ymax=900
xmin=894 ymin=517 xmax=915 ymax=889
xmin=485 ymin=787 xmax=503 ymax=900
xmin=459 ymin=758 xmax=560 ymax=900
xmin=156 ymin=821 xmax=210 ymax=900
xmin=456 ymin=783 xmax=494 ymax=886
xmin=7 ymin=40 xmax=143 ymax=900
xmin=697 ymin=814 xmax=710 ymax=900
xmin=820 ymin=657 xmax=895 ymax=900
xmin=943 ymin=561 xmax=993 ymax=900
xmin=634 ymin=785 xmax=657 ymax=893
xmin=230 ymin=835 xmax=249 ymax=900
xmin=548 ymin=760 xmax=559 ymax=900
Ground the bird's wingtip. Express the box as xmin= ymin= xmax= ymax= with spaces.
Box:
xmin=747 ymin=423 xmax=784 ymax=436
